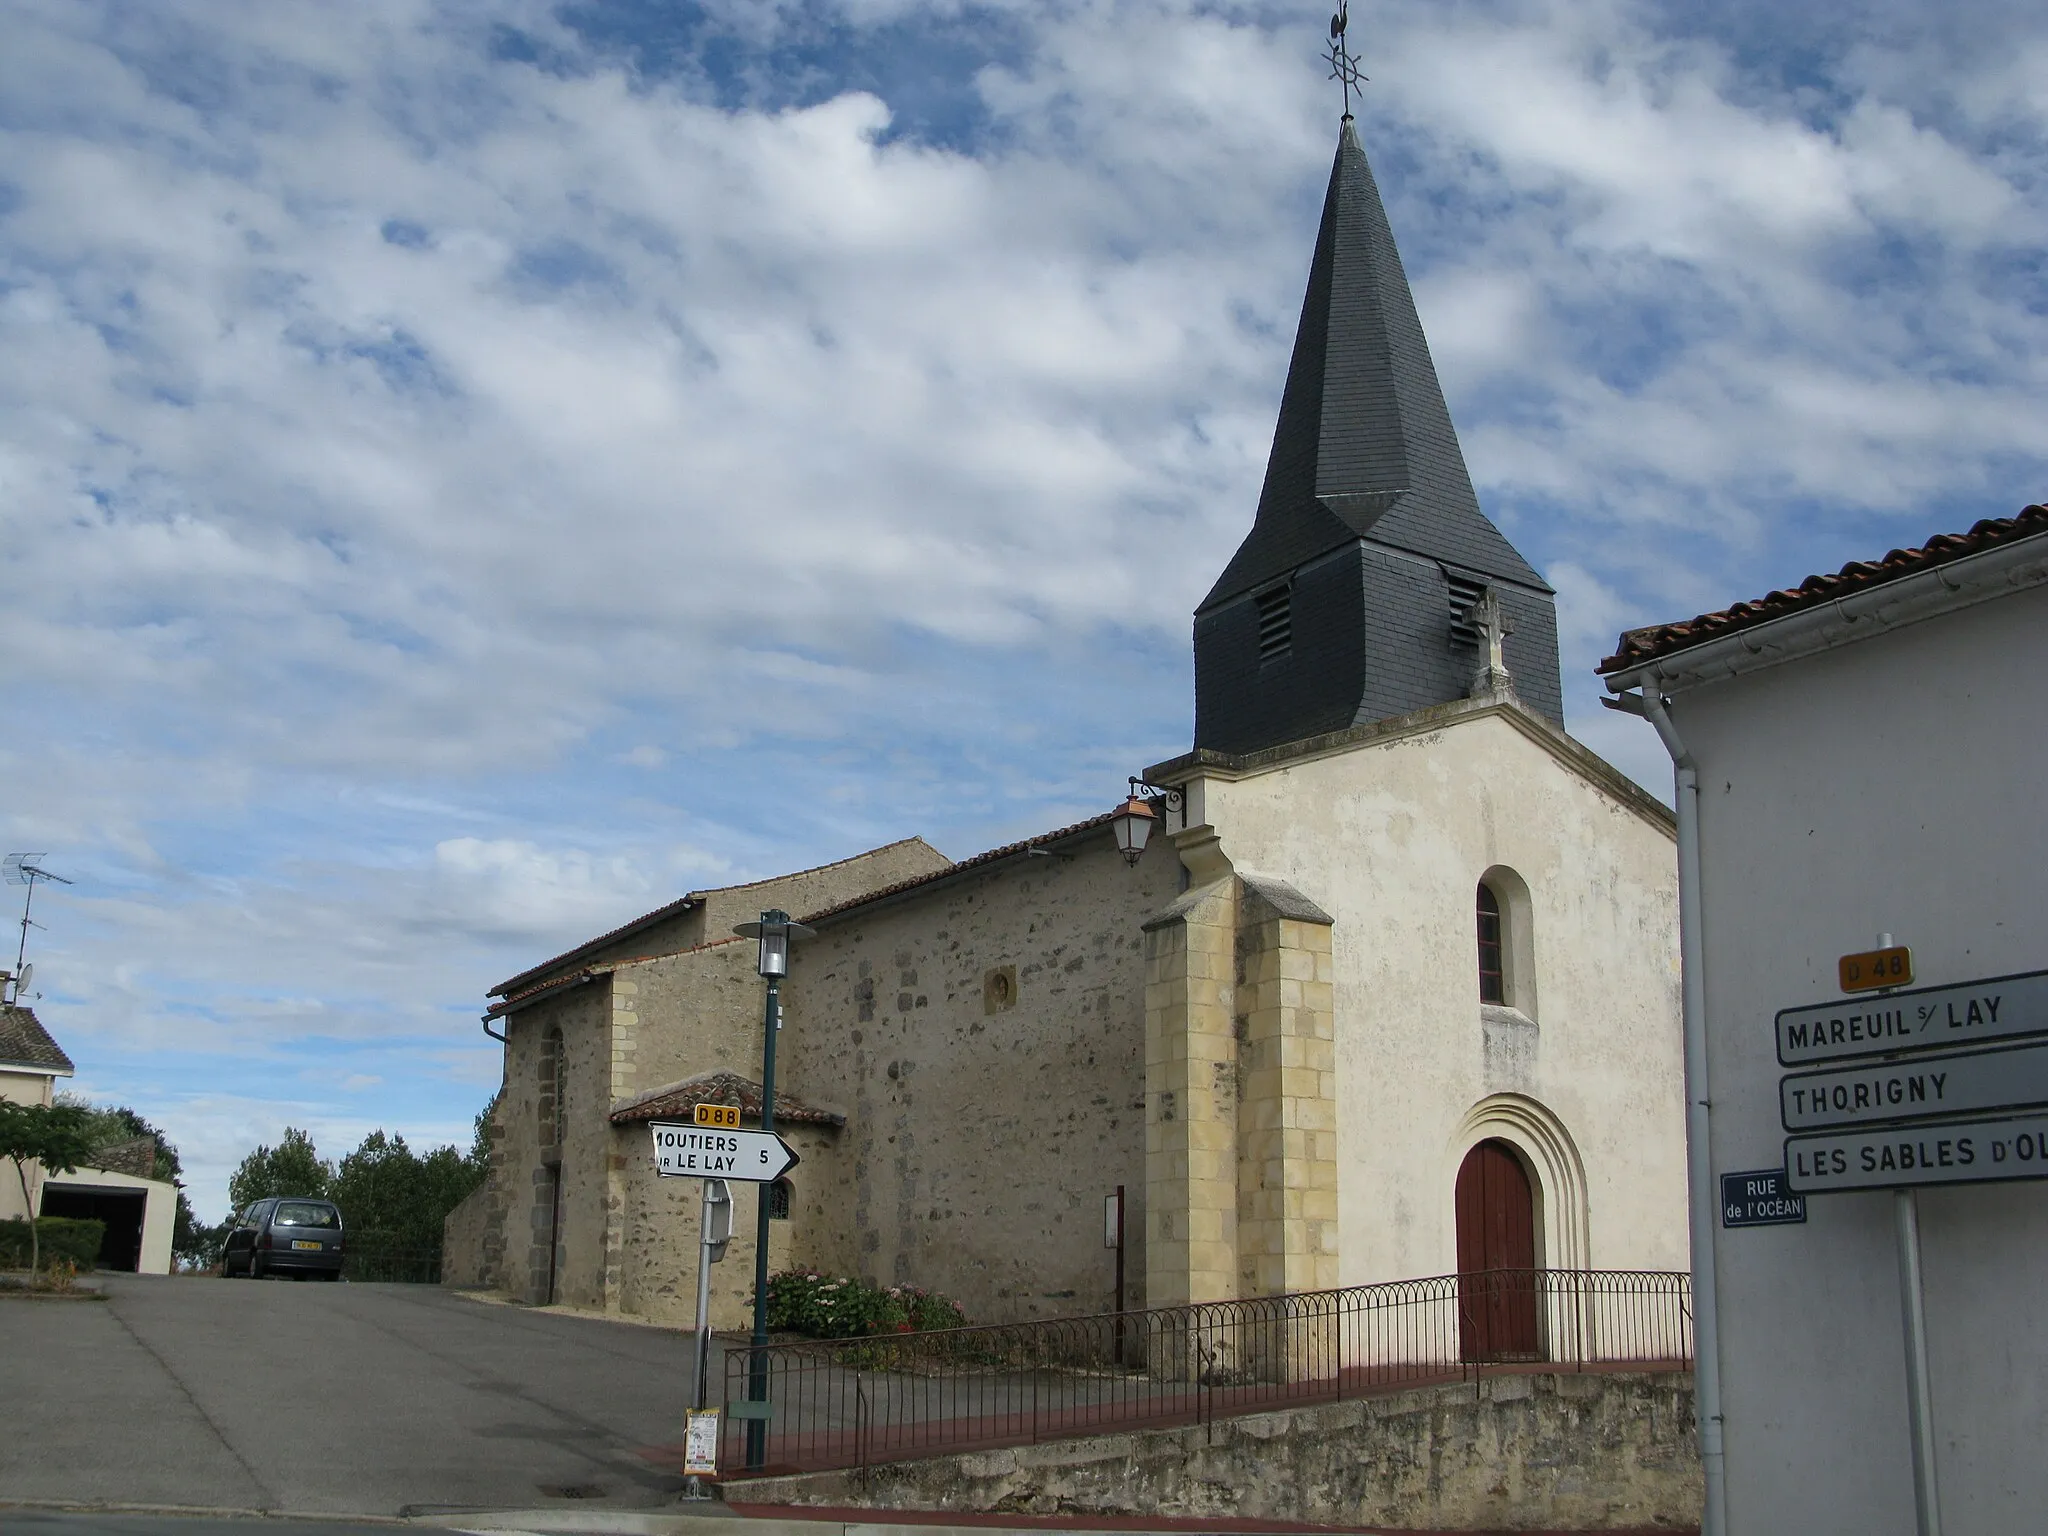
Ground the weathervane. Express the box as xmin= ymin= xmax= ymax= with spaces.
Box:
xmin=1324 ymin=1 xmax=1368 ymax=119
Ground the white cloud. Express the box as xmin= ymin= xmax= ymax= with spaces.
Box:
xmin=4 ymin=0 xmax=2045 ymax=1211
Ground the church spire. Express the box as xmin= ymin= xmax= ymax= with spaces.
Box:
xmin=1202 ymin=116 xmax=1546 ymax=613
xmin=1191 ymin=98 xmax=1563 ymax=755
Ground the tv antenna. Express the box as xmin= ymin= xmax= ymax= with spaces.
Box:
xmin=5 ymin=855 xmax=71 ymax=1004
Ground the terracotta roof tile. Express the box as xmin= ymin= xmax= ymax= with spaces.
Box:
xmin=489 ymin=817 xmax=1118 ymax=1016
xmin=0 ymin=1006 xmax=73 ymax=1075
xmin=800 ymin=811 xmax=1118 ymax=928
xmin=1600 ymin=504 xmax=2048 ymax=675
xmin=489 ymin=894 xmax=700 ymax=999
xmin=486 ymin=938 xmax=750 ymax=1017
xmin=490 ymin=837 xmax=947 ymax=998
xmin=608 ymin=1070 xmax=845 ymax=1128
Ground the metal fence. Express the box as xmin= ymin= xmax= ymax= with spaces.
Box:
xmin=341 ymin=1233 xmax=442 ymax=1284
xmin=717 ymin=1268 xmax=1690 ymax=1477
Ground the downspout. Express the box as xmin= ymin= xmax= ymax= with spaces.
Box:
xmin=482 ymin=1016 xmax=507 ymax=1043
xmin=1606 ymin=684 xmax=1726 ymax=1536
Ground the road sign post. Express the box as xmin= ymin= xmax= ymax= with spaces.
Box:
xmin=648 ymin=1097 xmax=800 ymax=1496
xmin=1775 ymin=939 xmax=2005 ymax=1536
xmin=680 ymin=1174 xmax=732 ymax=1501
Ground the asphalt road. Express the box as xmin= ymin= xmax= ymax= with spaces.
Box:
xmin=0 ymin=1273 xmax=699 ymax=1519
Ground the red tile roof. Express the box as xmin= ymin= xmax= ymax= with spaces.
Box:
xmin=485 ymin=937 xmax=750 ymax=1017
xmin=489 ymin=837 xmax=946 ymax=998
xmin=1600 ymin=504 xmax=2048 ymax=675
xmin=798 ymin=811 xmax=1118 ymax=927
xmin=608 ymin=1070 xmax=845 ymax=1128
xmin=486 ymin=817 xmax=1118 ymax=1016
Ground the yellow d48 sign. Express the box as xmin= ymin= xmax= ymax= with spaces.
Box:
xmin=1839 ymin=946 xmax=1913 ymax=994
xmin=694 ymin=1103 xmax=741 ymax=1128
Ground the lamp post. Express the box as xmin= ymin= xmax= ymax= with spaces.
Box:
xmin=732 ymin=907 xmax=813 ymax=1469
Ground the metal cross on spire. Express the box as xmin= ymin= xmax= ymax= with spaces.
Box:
xmin=1324 ymin=1 xmax=1368 ymax=119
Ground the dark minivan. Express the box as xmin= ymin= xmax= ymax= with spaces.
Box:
xmin=222 ymin=1197 xmax=345 ymax=1279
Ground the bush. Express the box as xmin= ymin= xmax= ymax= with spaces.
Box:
xmin=0 ymin=1217 xmax=106 ymax=1272
xmin=764 ymin=1269 xmax=966 ymax=1339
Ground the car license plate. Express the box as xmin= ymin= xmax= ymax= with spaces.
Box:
xmin=292 ymin=1240 xmax=321 ymax=1250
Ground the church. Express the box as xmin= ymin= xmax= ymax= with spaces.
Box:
xmin=444 ymin=111 xmax=1688 ymax=1331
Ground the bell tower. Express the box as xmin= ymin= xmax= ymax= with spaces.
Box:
xmin=1193 ymin=113 xmax=1563 ymax=755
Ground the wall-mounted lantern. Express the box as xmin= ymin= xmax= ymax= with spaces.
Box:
xmin=1111 ymin=778 xmax=1184 ymax=867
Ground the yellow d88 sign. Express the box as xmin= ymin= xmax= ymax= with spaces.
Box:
xmin=1839 ymin=946 xmax=1913 ymax=994
xmin=694 ymin=1103 xmax=741 ymax=1129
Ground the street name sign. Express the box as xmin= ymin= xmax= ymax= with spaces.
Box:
xmin=1721 ymin=1168 xmax=1806 ymax=1227
xmin=1782 ymin=1037 xmax=2048 ymax=1132
xmin=649 ymin=1122 xmax=799 ymax=1182
xmin=1775 ymin=967 xmax=2048 ymax=1067
xmin=1786 ymin=1113 xmax=2048 ymax=1194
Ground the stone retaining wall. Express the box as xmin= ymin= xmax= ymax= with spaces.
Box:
xmin=735 ymin=1369 xmax=1700 ymax=1532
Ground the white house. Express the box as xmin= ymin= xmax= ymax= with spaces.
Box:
xmin=1 ymin=999 xmax=177 ymax=1274
xmin=1601 ymin=502 xmax=2048 ymax=1536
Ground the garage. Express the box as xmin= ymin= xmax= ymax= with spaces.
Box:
xmin=41 ymin=1183 xmax=149 ymax=1271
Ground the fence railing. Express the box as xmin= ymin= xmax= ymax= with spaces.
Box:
xmin=717 ymin=1267 xmax=1691 ymax=1477
xmin=341 ymin=1233 xmax=442 ymax=1284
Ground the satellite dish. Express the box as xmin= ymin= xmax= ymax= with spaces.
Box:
xmin=14 ymin=964 xmax=30 ymax=998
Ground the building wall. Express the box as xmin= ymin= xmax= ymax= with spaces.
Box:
xmin=465 ymin=838 xmax=954 ymax=1311
xmin=1667 ymin=581 xmax=2048 ymax=1536
xmin=484 ymin=980 xmax=610 ymax=1304
xmin=613 ymin=1119 xmax=844 ymax=1330
xmin=528 ymin=838 xmax=952 ymax=991
xmin=0 ymin=1067 xmax=60 ymax=1222
xmin=1184 ymin=701 xmax=1686 ymax=1286
xmin=40 ymin=1168 xmax=177 ymax=1273
xmin=783 ymin=830 xmax=1179 ymax=1324
xmin=696 ymin=837 xmax=951 ymax=945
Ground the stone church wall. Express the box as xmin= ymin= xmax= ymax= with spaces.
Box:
xmin=455 ymin=838 xmax=954 ymax=1313
xmin=783 ymin=827 xmax=1180 ymax=1324
xmin=545 ymin=982 xmax=617 ymax=1309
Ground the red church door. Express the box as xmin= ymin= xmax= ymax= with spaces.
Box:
xmin=1455 ymin=1139 xmax=1541 ymax=1361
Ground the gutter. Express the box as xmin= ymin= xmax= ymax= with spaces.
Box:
xmin=1602 ymin=686 xmax=1727 ymax=1536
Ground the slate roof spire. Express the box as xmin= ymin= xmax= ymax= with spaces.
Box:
xmin=1204 ymin=117 xmax=1544 ymax=610
xmin=1192 ymin=113 xmax=1564 ymax=753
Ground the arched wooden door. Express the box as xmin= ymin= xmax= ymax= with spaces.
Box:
xmin=1455 ymin=1139 xmax=1541 ymax=1361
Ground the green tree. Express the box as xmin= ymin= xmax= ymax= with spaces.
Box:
xmin=330 ymin=1130 xmax=487 ymax=1254
xmin=471 ymin=1088 xmax=500 ymax=1170
xmin=175 ymin=1216 xmax=230 ymax=1272
xmin=0 ymin=1100 xmax=99 ymax=1278
xmin=226 ymin=1127 xmax=332 ymax=1212
xmin=55 ymin=1093 xmax=183 ymax=1182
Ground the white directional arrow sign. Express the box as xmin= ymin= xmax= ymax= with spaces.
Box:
xmin=648 ymin=1122 xmax=799 ymax=1183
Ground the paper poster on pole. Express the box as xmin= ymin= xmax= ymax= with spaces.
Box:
xmin=683 ymin=1408 xmax=720 ymax=1477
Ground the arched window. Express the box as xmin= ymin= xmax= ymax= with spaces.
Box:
xmin=538 ymin=1025 xmax=564 ymax=1150
xmin=1476 ymin=884 xmax=1505 ymax=1004
xmin=766 ymin=1178 xmax=792 ymax=1221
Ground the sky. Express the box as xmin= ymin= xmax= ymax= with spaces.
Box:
xmin=3 ymin=0 xmax=2043 ymax=1221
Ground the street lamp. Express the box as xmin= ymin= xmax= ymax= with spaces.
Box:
xmin=1110 ymin=778 xmax=1182 ymax=866
xmin=731 ymin=908 xmax=813 ymax=1467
